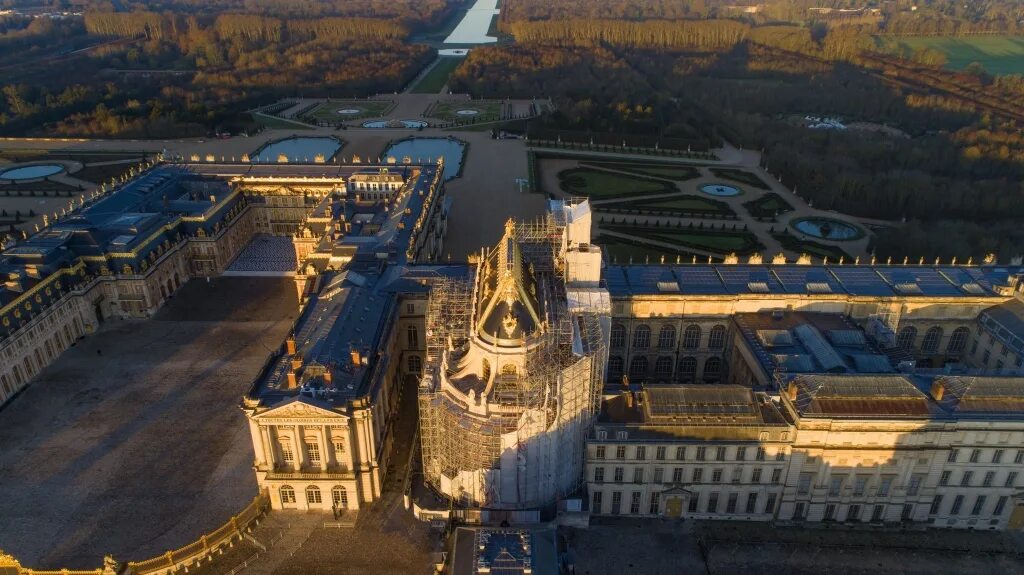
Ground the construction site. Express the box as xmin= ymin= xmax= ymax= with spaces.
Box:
xmin=418 ymin=199 xmax=610 ymax=513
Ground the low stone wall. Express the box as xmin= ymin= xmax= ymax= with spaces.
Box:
xmin=1 ymin=491 xmax=270 ymax=575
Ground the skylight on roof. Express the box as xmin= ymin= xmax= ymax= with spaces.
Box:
xmin=747 ymin=281 xmax=769 ymax=293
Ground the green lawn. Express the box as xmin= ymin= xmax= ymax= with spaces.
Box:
xmin=411 ymin=57 xmax=464 ymax=94
xmin=253 ymin=114 xmax=314 ymax=130
xmin=595 ymin=235 xmax=702 ymax=263
xmin=743 ymin=192 xmax=794 ymax=220
xmin=428 ymin=100 xmax=503 ymax=122
xmin=709 ymin=168 xmax=771 ymax=190
xmin=773 ymin=233 xmax=852 ymax=261
xmin=879 ymin=35 xmax=1024 ymax=76
xmin=301 ymin=100 xmax=394 ymax=123
xmin=558 ymin=168 xmax=675 ymax=199
xmin=582 ymin=161 xmax=701 ymax=181
xmin=598 ymin=194 xmax=734 ymax=216
xmin=606 ymin=224 xmax=761 ymax=254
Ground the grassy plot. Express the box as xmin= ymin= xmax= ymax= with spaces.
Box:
xmin=880 ymin=35 xmax=1024 ymax=76
xmin=773 ymin=233 xmax=852 ymax=262
xmin=605 ymin=224 xmax=762 ymax=254
xmin=300 ymin=100 xmax=394 ymax=123
xmin=558 ymin=167 xmax=675 ymax=199
xmin=595 ymin=235 xmax=703 ymax=264
xmin=581 ymin=161 xmax=701 ymax=181
xmin=598 ymin=195 xmax=734 ymax=216
xmin=253 ymin=114 xmax=314 ymax=130
xmin=411 ymin=57 xmax=464 ymax=94
xmin=709 ymin=168 xmax=771 ymax=190
xmin=743 ymin=192 xmax=794 ymax=220
xmin=428 ymin=100 xmax=503 ymax=122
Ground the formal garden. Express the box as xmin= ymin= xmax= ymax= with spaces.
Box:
xmin=425 ymin=100 xmax=503 ymax=123
xmin=298 ymin=100 xmax=396 ymax=124
xmin=597 ymin=195 xmax=735 ymax=218
xmin=743 ymin=192 xmax=794 ymax=221
xmin=602 ymin=223 xmax=763 ymax=255
xmin=557 ymin=167 xmax=676 ymax=200
xmin=709 ymin=167 xmax=771 ymax=190
xmin=579 ymin=161 xmax=701 ymax=181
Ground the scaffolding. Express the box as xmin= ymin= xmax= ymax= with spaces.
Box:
xmin=418 ymin=211 xmax=608 ymax=509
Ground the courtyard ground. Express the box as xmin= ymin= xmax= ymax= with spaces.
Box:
xmin=0 ymin=277 xmax=298 ymax=569
xmin=564 ymin=517 xmax=1024 ymax=575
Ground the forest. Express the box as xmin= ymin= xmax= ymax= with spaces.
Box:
xmin=0 ymin=10 xmax=433 ymax=137
xmin=448 ymin=0 xmax=1024 ymax=260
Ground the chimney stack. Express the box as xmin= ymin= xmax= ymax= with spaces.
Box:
xmin=286 ymin=372 xmax=298 ymax=389
xmin=291 ymin=357 xmax=303 ymax=372
xmin=286 ymin=337 xmax=296 ymax=355
xmin=324 ymin=370 xmax=333 ymax=386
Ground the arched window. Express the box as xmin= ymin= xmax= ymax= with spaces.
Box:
xmin=607 ymin=356 xmax=624 ymax=382
xmin=610 ymin=324 xmax=625 ymax=348
xmin=629 ymin=356 xmax=648 ymax=380
xmin=407 ymin=325 xmax=419 ymax=348
xmin=683 ymin=325 xmax=702 ymax=349
xmin=657 ymin=325 xmax=676 ymax=350
xmin=280 ymin=485 xmax=296 ymax=504
xmin=921 ymin=327 xmax=943 ymax=354
xmin=708 ymin=325 xmax=726 ymax=350
xmin=678 ymin=357 xmax=697 ymax=382
xmin=332 ymin=486 xmax=349 ymax=509
xmin=703 ymin=357 xmax=722 ymax=381
xmin=306 ymin=485 xmax=322 ymax=504
xmin=407 ymin=355 xmax=422 ymax=374
xmin=655 ymin=356 xmax=673 ymax=379
xmin=896 ymin=326 xmax=917 ymax=351
xmin=633 ymin=325 xmax=651 ymax=350
xmin=947 ymin=327 xmax=970 ymax=354
xmin=482 ymin=359 xmax=491 ymax=381
xmin=502 ymin=364 xmax=518 ymax=376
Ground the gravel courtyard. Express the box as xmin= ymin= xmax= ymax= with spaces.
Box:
xmin=0 ymin=277 xmax=298 ymax=569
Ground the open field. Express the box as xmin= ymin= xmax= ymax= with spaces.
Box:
xmin=558 ymin=167 xmax=674 ymax=199
xmin=881 ymin=35 xmax=1024 ymax=76
xmin=0 ymin=277 xmax=298 ymax=569
xmin=411 ymin=57 xmax=464 ymax=94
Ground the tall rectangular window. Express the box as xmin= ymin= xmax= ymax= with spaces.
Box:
xmin=731 ymin=468 xmax=742 ymax=484
xmin=735 ymin=447 xmax=747 ymax=461
xmin=696 ymin=446 xmax=706 ymax=461
xmin=636 ymin=446 xmax=647 ymax=461
xmin=969 ymin=449 xmax=981 ymax=463
xmin=629 ymin=492 xmax=641 ymax=514
xmin=993 ymin=449 xmax=1004 ymax=464
xmin=611 ymin=491 xmax=622 ymax=515
xmin=798 ymin=473 xmax=812 ymax=495
xmin=775 ymin=450 xmax=786 ymax=461
xmin=614 ymin=467 xmax=624 ymax=482
xmin=745 ymin=493 xmax=758 ymax=514
xmin=689 ymin=494 xmax=699 ymax=512
xmin=649 ymin=492 xmax=661 ymax=515
xmin=716 ymin=447 xmax=727 ymax=461
xmin=1015 ymin=450 xmax=1024 ymax=464
xmin=712 ymin=469 xmax=723 ymax=483
xmin=693 ymin=468 xmax=704 ymax=483
xmin=983 ymin=471 xmax=995 ymax=487
xmin=908 ymin=474 xmax=923 ymax=496
xmin=633 ymin=468 xmax=644 ymax=484
xmin=853 ymin=476 xmax=867 ymax=496
xmin=794 ymin=502 xmax=806 ymax=520
xmin=672 ymin=467 xmax=684 ymax=483
xmin=771 ymin=469 xmax=782 ymax=484
xmin=656 ymin=446 xmax=666 ymax=460
xmin=947 ymin=449 xmax=959 ymax=463
xmin=596 ymin=446 xmax=606 ymax=459
xmin=281 ymin=442 xmax=294 ymax=463
xmin=765 ymin=493 xmax=777 ymax=514
xmin=871 ymin=505 xmax=884 ymax=522
xmin=994 ymin=496 xmax=1008 ymax=516
xmin=929 ymin=495 xmax=943 ymax=515
xmin=1006 ymin=471 xmax=1018 ymax=488
xmin=951 ymin=495 xmax=964 ymax=515
xmin=848 ymin=504 xmax=861 ymax=522
xmin=824 ymin=504 xmax=836 ymax=521
xmin=878 ymin=476 xmax=893 ymax=497
xmin=960 ymin=471 xmax=974 ymax=487
xmin=756 ymin=447 xmax=766 ymax=461
xmin=653 ymin=467 xmax=664 ymax=484
xmin=902 ymin=504 xmax=914 ymax=521
xmin=592 ymin=491 xmax=603 ymax=514
xmin=726 ymin=493 xmax=738 ymax=514
xmin=829 ymin=476 xmax=844 ymax=496
xmin=676 ymin=446 xmax=686 ymax=460
xmin=707 ymin=492 xmax=719 ymax=513
xmin=305 ymin=442 xmax=321 ymax=464
xmin=616 ymin=446 xmax=626 ymax=460
xmin=594 ymin=467 xmax=605 ymax=482
xmin=751 ymin=468 xmax=763 ymax=483
xmin=971 ymin=495 xmax=987 ymax=516
xmin=939 ymin=471 xmax=951 ymax=486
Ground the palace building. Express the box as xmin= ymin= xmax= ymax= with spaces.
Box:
xmin=4 ymin=158 xmax=1024 ymax=530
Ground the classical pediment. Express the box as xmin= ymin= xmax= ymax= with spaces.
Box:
xmin=254 ymin=397 xmax=345 ymax=421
